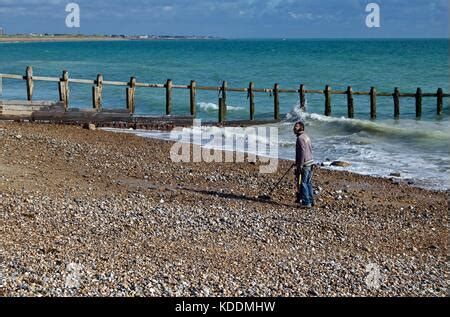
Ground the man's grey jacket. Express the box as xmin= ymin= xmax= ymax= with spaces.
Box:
xmin=296 ymin=132 xmax=314 ymax=168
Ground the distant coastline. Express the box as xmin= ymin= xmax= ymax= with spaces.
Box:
xmin=1 ymin=35 xmax=446 ymax=43
xmin=0 ymin=36 xmax=124 ymax=43
xmin=0 ymin=34 xmax=220 ymax=43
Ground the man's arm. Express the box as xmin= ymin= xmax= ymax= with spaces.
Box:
xmin=296 ymin=136 xmax=304 ymax=171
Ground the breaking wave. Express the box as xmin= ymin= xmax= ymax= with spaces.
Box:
xmin=284 ymin=103 xmax=449 ymax=143
xmin=198 ymin=102 xmax=245 ymax=112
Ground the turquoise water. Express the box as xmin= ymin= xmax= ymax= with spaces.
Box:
xmin=1 ymin=39 xmax=449 ymax=189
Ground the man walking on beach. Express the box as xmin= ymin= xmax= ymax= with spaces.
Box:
xmin=294 ymin=121 xmax=315 ymax=209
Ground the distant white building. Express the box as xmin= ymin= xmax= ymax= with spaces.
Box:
xmin=0 ymin=28 xmax=4 ymax=36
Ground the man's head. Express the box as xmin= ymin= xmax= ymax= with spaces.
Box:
xmin=293 ymin=121 xmax=305 ymax=135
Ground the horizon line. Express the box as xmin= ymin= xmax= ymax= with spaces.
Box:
xmin=1 ymin=33 xmax=448 ymax=40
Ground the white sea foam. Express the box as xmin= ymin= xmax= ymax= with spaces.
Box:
xmin=101 ymin=103 xmax=449 ymax=190
xmin=198 ymin=102 xmax=245 ymax=112
xmin=279 ymin=102 xmax=450 ymax=190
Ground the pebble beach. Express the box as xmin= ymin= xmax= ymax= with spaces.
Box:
xmin=0 ymin=122 xmax=447 ymax=297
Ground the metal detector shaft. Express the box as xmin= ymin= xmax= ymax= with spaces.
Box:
xmin=267 ymin=163 xmax=296 ymax=196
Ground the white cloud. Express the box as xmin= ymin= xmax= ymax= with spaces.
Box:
xmin=288 ymin=12 xmax=317 ymax=20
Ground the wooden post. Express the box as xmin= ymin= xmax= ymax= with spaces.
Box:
xmin=347 ymin=86 xmax=354 ymax=119
xmin=218 ymin=97 xmax=226 ymax=123
xmin=299 ymin=84 xmax=306 ymax=111
xmin=190 ymin=80 xmax=196 ymax=117
xmin=370 ymin=87 xmax=377 ymax=119
xmin=249 ymin=82 xmax=255 ymax=120
xmin=415 ymin=87 xmax=422 ymax=118
xmin=127 ymin=76 xmax=136 ymax=114
xmin=437 ymin=88 xmax=443 ymax=115
xmin=25 ymin=66 xmax=33 ymax=101
xmin=166 ymin=79 xmax=173 ymax=116
xmin=92 ymin=74 xmax=103 ymax=110
xmin=393 ymin=87 xmax=400 ymax=118
xmin=324 ymin=85 xmax=331 ymax=116
xmin=59 ymin=70 xmax=69 ymax=109
xmin=221 ymin=81 xmax=228 ymax=115
xmin=273 ymin=83 xmax=280 ymax=121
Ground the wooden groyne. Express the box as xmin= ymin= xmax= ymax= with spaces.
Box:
xmin=0 ymin=66 xmax=448 ymax=129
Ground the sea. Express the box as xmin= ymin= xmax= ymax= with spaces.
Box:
xmin=0 ymin=39 xmax=448 ymax=190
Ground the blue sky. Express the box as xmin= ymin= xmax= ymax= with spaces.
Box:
xmin=0 ymin=0 xmax=448 ymax=38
